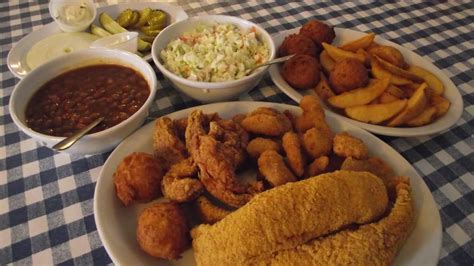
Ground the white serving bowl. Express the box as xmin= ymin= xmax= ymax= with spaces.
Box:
xmin=9 ymin=48 xmax=157 ymax=155
xmin=152 ymin=15 xmax=276 ymax=103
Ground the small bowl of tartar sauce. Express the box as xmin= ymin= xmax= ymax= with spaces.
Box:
xmin=49 ymin=0 xmax=97 ymax=32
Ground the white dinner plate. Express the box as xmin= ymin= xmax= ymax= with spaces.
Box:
xmin=94 ymin=101 xmax=441 ymax=266
xmin=269 ymin=27 xmax=463 ymax=137
xmin=7 ymin=2 xmax=188 ymax=79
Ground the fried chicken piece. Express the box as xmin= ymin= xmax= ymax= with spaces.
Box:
xmin=137 ymin=202 xmax=189 ymax=260
xmin=191 ymin=171 xmax=388 ymax=265
xmin=306 ymin=155 xmax=329 ymax=177
xmin=333 ymin=132 xmax=369 ymax=159
xmin=173 ymin=112 xmax=222 ymax=139
xmin=161 ymin=158 xmax=203 ymax=202
xmin=281 ymin=54 xmax=321 ymax=90
xmin=299 ymin=19 xmax=335 ymax=46
xmin=208 ymin=119 xmax=248 ymax=167
xmin=231 ymin=113 xmax=246 ymax=126
xmin=302 ymin=127 xmax=333 ymax=159
xmin=241 ymin=107 xmax=292 ymax=136
xmin=279 ymin=33 xmax=320 ymax=57
xmin=186 ymin=110 xmax=262 ymax=208
xmin=282 ymin=132 xmax=305 ymax=177
xmin=153 ymin=117 xmax=187 ymax=170
xmin=195 ymin=196 xmax=232 ymax=224
xmin=113 ymin=152 xmax=163 ymax=207
xmin=265 ymin=177 xmax=414 ymax=265
xmin=329 ymin=58 xmax=369 ymax=94
xmin=258 ymin=150 xmax=297 ymax=187
xmin=246 ymin=137 xmax=281 ymax=159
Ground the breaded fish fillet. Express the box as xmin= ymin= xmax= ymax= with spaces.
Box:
xmin=264 ymin=177 xmax=414 ymax=266
xmin=191 ymin=171 xmax=388 ymax=265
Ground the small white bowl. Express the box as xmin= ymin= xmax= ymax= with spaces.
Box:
xmin=49 ymin=0 xmax=97 ymax=32
xmin=152 ymin=15 xmax=276 ymax=103
xmin=9 ymin=48 xmax=157 ymax=155
xmin=90 ymin=32 xmax=138 ymax=54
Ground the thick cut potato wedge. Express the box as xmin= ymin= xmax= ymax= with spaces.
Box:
xmin=328 ymin=78 xmax=390 ymax=108
xmin=387 ymin=83 xmax=429 ymax=126
xmin=386 ymin=84 xmax=407 ymax=98
xmin=430 ymin=94 xmax=451 ymax=118
xmin=373 ymin=56 xmax=424 ymax=83
xmin=367 ymin=44 xmax=408 ymax=69
xmin=313 ymin=73 xmax=335 ymax=100
xmin=405 ymin=106 xmax=437 ymax=127
xmin=379 ymin=92 xmax=400 ymax=103
xmin=340 ymin=33 xmax=375 ymax=52
xmin=322 ymin=43 xmax=365 ymax=64
xmin=356 ymin=48 xmax=370 ymax=66
xmin=371 ymin=59 xmax=413 ymax=85
xmin=408 ymin=65 xmax=445 ymax=95
xmin=320 ymin=50 xmax=335 ymax=74
xmin=345 ymin=99 xmax=407 ymax=124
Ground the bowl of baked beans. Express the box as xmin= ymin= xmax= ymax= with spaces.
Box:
xmin=9 ymin=48 xmax=157 ymax=155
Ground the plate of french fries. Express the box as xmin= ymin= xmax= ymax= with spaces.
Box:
xmin=269 ymin=27 xmax=463 ymax=137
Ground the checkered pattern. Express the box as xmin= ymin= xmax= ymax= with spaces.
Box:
xmin=1 ymin=0 xmax=473 ymax=265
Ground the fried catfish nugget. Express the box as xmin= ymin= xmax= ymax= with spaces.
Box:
xmin=279 ymin=33 xmax=319 ymax=57
xmin=282 ymin=132 xmax=305 ymax=177
xmin=241 ymin=107 xmax=292 ymax=136
xmin=302 ymin=127 xmax=333 ymax=159
xmin=258 ymin=150 xmax=297 ymax=187
xmin=299 ymin=19 xmax=335 ymax=46
xmin=333 ymin=132 xmax=369 ymax=159
xmin=295 ymin=95 xmax=331 ymax=134
xmin=153 ymin=117 xmax=187 ymax=170
xmin=137 ymin=202 xmax=189 ymax=260
xmin=113 ymin=152 xmax=163 ymax=206
xmin=306 ymin=155 xmax=329 ymax=177
xmin=195 ymin=196 xmax=232 ymax=224
xmin=281 ymin=54 xmax=321 ymax=90
xmin=161 ymin=158 xmax=203 ymax=202
xmin=246 ymin=137 xmax=281 ymax=159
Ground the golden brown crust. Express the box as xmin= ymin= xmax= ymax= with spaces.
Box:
xmin=281 ymin=54 xmax=321 ymax=90
xmin=113 ymin=152 xmax=163 ymax=207
xmin=306 ymin=155 xmax=329 ymax=177
xmin=194 ymin=196 xmax=232 ymax=224
xmin=279 ymin=33 xmax=319 ymax=57
xmin=161 ymin=158 xmax=203 ymax=202
xmin=333 ymin=132 xmax=369 ymax=159
xmin=246 ymin=137 xmax=281 ymax=159
xmin=153 ymin=117 xmax=187 ymax=171
xmin=241 ymin=107 xmax=292 ymax=136
xmin=299 ymin=20 xmax=335 ymax=46
xmin=136 ymin=202 xmax=190 ymax=260
xmin=258 ymin=150 xmax=297 ymax=187
xmin=329 ymin=58 xmax=369 ymax=94
xmin=282 ymin=131 xmax=305 ymax=177
xmin=302 ymin=127 xmax=333 ymax=159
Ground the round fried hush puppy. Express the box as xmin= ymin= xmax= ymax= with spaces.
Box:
xmin=299 ymin=20 xmax=335 ymax=46
xmin=329 ymin=59 xmax=369 ymax=94
xmin=279 ymin=33 xmax=319 ymax=57
xmin=282 ymin=54 xmax=321 ymax=90
xmin=137 ymin=202 xmax=189 ymax=260
xmin=333 ymin=132 xmax=369 ymax=159
xmin=246 ymin=137 xmax=281 ymax=159
xmin=113 ymin=152 xmax=164 ymax=207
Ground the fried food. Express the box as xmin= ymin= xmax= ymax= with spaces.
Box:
xmin=333 ymin=132 xmax=369 ymax=159
xmin=306 ymin=155 xmax=329 ymax=177
xmin=341 ymin=157 xmax=396 ymax=193
xmin=282 ymin=131 xmax=305 ymax=177
xmin=340 ymin=32 xmax=375 ymax=52
xmin=294 ymin=95 xmax=330 ymax=133
xmin=278 ymin=33 xmax=319 ymax=57
xmin=264 ymin=177 xmax=414 ymax=265
xmin=258 ymin=150 xmax=297 ymax=187
xmin=281 ymin=54 xmax=321 ymax=90
xmin=328 ymin=78 xmax=390 ymax=109
xmin=345 ymin=99 xmax=407 ymax=124
xmin=302 ymin=127 xmax=333 ymax=159
xmin=161 ymin=158 xmax=203 ymax=202
xmin=208 ymin=119 xmax=249 ymax=167
xmin=153 ymin=117 xmax=187 ymax=170
xmin=191 ymin=171 xmax=389 ymax=265
xmin=368 ymin=44 xmax=408 ymax=69
xmin=322 ymin=42 xmax=366 ymax=64
xmin=313 ymin=72 xmax=335 ymax=100
xmin=329 ymin=58 xmax=369 ymax=94
xmin=387 ymin=83 xmax=429 ymax=127
xmin=299 ymin=19 xmax=335 ymax=46
xmin=186 ymin=110 xmax=263 ymax=207
xmin=113 ymin=152 xmax=163 ymax=206
xmin=137 ymin=202 xmax=189 ymax=260
xmin=195 ymin=196 xmax=232 ymax=224
xmin=241 ymin=107 xmax=292 ymax=136
xmin=246 ymin=137 xmax=281 ymax=159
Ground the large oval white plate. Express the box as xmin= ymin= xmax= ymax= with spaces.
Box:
xmin=7 ymin=2 xmax=188 ymax=79
xmin=269 ymin=27 xmax=463 ymax=137
xmin=94 ymin=101 xmax=441 ymax=266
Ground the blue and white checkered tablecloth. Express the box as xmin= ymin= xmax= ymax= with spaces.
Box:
xmin=1 ymin=0 xmax=473 ymax=265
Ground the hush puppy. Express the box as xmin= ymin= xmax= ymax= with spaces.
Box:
xmin=113 ymin=152 xmax=164 ymax=206
xmin=329 ymin=58 xmax=369 ymax=94
xmin=137 ymin=202 xmax=189 ymax=260
xmin=299 ymin=20 xmax=335 ymax=46
xmin=279 ymin=34 xmax=320 ymax=57
xmin=282 ymin=54 xmax=321 ymax=90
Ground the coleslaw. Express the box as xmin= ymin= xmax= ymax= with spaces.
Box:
xmin=160 ymin=23 xmax=269 ymax=82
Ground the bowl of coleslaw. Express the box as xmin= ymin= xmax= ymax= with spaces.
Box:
xmin=152 ymin=15 xmax=275 ymax=102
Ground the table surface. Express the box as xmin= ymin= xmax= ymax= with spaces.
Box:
xmin=1 ymin=0 xmax=473 ymax=265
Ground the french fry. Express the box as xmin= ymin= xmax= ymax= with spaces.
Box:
xmin=371 ymin=59 xmax=413 ymax=86
xmin=373 ymin=55 xmax=424 ymax=83
xmin=322 ymin=42 xmax=365 ymax=64
xmin=430 ymin=94 xmax=451 ymax=118
xmin=379 ymin=92 xmax=400 ymax=103
xmin=386 ymin=84 xmax=407 ymax=99
xmin=328 ymin=78 xmax=389 ymax=108
xmin=387 ymin=83 xmax=429 ymax=126
xmin=404 ymin=106 xmax=437 ymax=127
xmin=356 ymin=48 xmax=370 ymax=66
xmin=340 ymin=33 xmax=376 ymax=52
xmin=408 ymin=65 xmax=445 ymax=95
xmin=313 ymin=73 xmax=335 ymax=100
xmin=320 ymin=50 xmax=335 ymax=74
xmin=345 ymin=99 xmax=407 ymax=124
xmin=367 ymin=44 xmax=408 ymax=69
